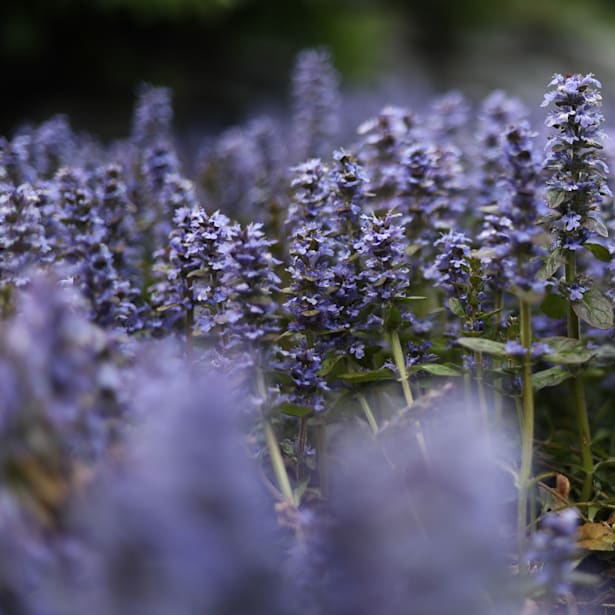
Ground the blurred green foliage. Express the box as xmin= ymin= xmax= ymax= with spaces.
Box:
xmin=3 ymin=0 xmax=615 ymax=135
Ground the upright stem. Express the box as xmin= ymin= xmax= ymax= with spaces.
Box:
xmin=390 ymin=329 xmax=414 ymax=408
xmin=264 ymin=422 xmax=295 ymax=504
xmin=565 ymin=251 xmax=593 ymax=502
xmin=390 ymin=329 xmax=428 ymax=459
xmin=258 ymin=368 xmax=295 ymax=505
xmin=357 ymin=393 xmax=379 ymax=434
xmin=518 ymin=299 xmax=535 ymax=562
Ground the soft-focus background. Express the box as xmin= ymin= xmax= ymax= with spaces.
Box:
xmin=3 ymin=0 xmax=615 ymax=137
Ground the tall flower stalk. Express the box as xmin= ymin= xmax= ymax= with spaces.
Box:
xmin=542 ymin=73 xmax=612 ymax=502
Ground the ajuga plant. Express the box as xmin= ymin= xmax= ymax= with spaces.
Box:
xmin=525 ymin=508 xmax=582 ymax=611
xmin=0 ymin=184 xmax=51 ymax=310
xmin=289 ymin=402 xmax=521 ymax=615
xmin=541 ymin=74 xmax=613 ymax=503
xmin=475 ymin=90 xmax=527 ymax=217
xmin=426 ymin=90 xmax=471 ymax=147
xmin=53 ymin=371 xmax=292 ymax=615
xmin=356 ymin=105 xmax=417 ymax=210
xmin=291 ymin=47 xmax=341 ymax=163
xmin=0 ymin=274 xmax=126 ymax=531
xmin=4 ymin=51 xmax=615 ymax=612
xmin=129 ymin=84 xmax=180 ymax=261
xmin=199 ymin=117 xmax=287 ymax=227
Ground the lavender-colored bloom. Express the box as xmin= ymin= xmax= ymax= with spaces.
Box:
xmin=399 ymin=142 xmax=464 ymax=245
xmin=152 ymin=200 xmax=237 ymax=337
xmin=0 ymin=184 xmax=51 ymax=292
xmin=330 ymin=149 xmax=368 ymax=233
xmin=285 ymin=221 xmax=338 ymax=335
xmin=475 ymin=90 xmax=527 ymax=209
xmin=0 ymin=135 xmax=35 ymax=186
xmin=199 ymin=117 xmax=286 ymax=224
xmin=0 ymin=274 xmax=126 ymax=461
xmin=286 ymin=158 xmax=334 ymax=232
xmin=425 ymin=231 xmax=489 ymax=333
xmin=426 ymin=90 xmax=471 ymax=145
xmin=567 ymin=281 xmax=587 ymax=302
xmin=131 ymin=84 xmax=173 ymax=150
xmin=0 ymin=493 xmax=54 ymax=615
xmin=276 ymin=337 xmax=329 ymax=413
xmin=479 ymin=122 xmax=548 ymax=296
xmin=353 ymin=210 xmax=410 ymax=328
xmin=57 ymin=375 xmax=290 ymax=615
xmin=292 ymin=408 xmax=518 ymax=615
xmin=53 ymin=166 xmax=105 ymax=255
xmin=96 ymin=163 xmax=141 ymax=279
xmin=32 ymin=115 xmax=75 ymax=179
xmin=291 ymin=47 xmax=340 ymax=162
xmin=50 ymin=167 xmax=141 ymax=329
xmin=542 ymin=73 xmax=611 ymax=251
xmin=526 ymin=508 xmax=580 ymax=597
xmin=357 ymin=105 xmax=417 ymax=209
xmin=424 ymin=231 xmax=472 ymax=291
xmin=216 ymin=223 xmax=281 ymax=352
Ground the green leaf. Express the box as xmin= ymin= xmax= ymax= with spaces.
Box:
xmin=594 ymin=344 xmax=615 ymax=362
xmin=447 ymin=297 xmax=466 ymax=319
xmin=394 ymin=296 xmax=427 ymax=304
xmin=542 ymin=336 xmax=595 ymax=365
xmin=584 ymin=214 xmax=609 ymax=238
xmin=300 ymin=309 xmax=321 ymax=318
xmin=572 ymin=287 xmax=614 ymax=330
xmin=540 ymin=293 xmax=567 ymax=319
xmin=457 ymin=337 xmax=507 ymax=358
xmin=337 ymin=368 xmax=396 ymax=384
xmin=275 ymin=402 xmax=314 ymax=417
xmin=414 ymin=363 xmax=462 ymax=377
xmin=537 ymin=248 xmax=565 ymax=280
xmin=546 ymin=189 xmax=567 ymax=209
xmin=585 ymin=242 xmax=612 ymax=262
xmin=319 ymin=355 xmax=347 ymax=377
xmin=532 ymin=366 xmax=572 ymax=391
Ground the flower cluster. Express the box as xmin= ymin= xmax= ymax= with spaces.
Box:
xmin=526 ymin=508 xmax=580 ymax=597
xmin=479 ymin=121 xmax=548 ymax=297
xmin=291 ymin=47 xmax=340 ymax=162
xmin=542 ymin=73 xmax=611 ymax=251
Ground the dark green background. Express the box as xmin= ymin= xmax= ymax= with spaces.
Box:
xmin=3 ymin=0 xmax=615 ymax=137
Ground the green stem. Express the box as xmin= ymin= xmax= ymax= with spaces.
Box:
xmin=257 ymin=368 xmax=295 ymax=504
xmin=517 ymin=299 xmax=535 ymax=564
xmin=264 ymin=422 xmax=295 ymax=504
xmin=565 ymin=251 xmax=593 ymax=502
xmin=357 ymin=393 xmax=379 ymax=434
xmin=390 ymin=329 xmax=428 ymax=459
xmin=390 ymin=329 xmax=414 ymax=408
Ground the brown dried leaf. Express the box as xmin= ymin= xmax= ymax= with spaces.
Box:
xmin=555 ymin=473 xmax=571 ymax=501
xmin=578 ymin=522 xmax=615 ymax=551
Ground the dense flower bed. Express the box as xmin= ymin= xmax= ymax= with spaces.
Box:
xmin=1 ymin=50 xmax=615 ymax=613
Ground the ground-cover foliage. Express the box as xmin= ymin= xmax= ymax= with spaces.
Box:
xmin=2 ymin=51 xmax=615 ymax=613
